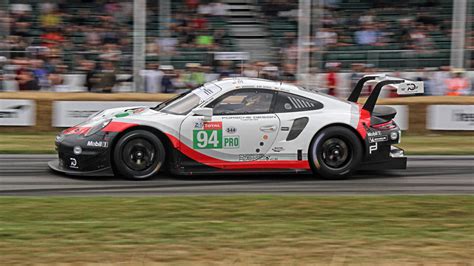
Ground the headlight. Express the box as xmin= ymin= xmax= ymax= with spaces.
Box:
xmin=84 ymin=119 xmax=112 ymax=137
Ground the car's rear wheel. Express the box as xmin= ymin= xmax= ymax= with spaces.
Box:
xmin=113 ymin=130 xmax=165 ymax=180
xmin=309 ymin=126 xmax=362 ymax=180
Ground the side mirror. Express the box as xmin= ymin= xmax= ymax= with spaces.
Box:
xmin=192 ymin=107 xmax=213 ymax=120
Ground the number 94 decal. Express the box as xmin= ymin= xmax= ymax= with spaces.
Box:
xmin=193 ymin=122 xmax=240 ymax=149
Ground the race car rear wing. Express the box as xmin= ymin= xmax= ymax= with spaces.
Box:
xmin=348 ymin=74 xmax=424 ymax=113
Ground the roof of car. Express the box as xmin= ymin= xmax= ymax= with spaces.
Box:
xmin=210 ymin=77 xmax=352 ymax=108
xmin=212 ymin=77 xmax=300 ymax=92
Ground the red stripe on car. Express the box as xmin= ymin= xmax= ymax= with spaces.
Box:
xmin=165 ymin=133 xmax=310 ymax=170
xmin=356 ymin=105 xmax=371 ymax=139
xmin=63 ymin=126 xmax=91 ymax=135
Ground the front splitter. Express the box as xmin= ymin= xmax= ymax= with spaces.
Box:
xmin=48 ymin=159 xmax=114 ymax=177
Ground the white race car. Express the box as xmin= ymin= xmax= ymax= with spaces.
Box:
xmin=49 ymin=75 xmax=423 ymax=180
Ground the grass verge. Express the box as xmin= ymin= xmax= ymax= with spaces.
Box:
xmin=0 ymin=132 xmax=472 ymax=155
xmin=0 ymin=196 xmax=472 ymax=264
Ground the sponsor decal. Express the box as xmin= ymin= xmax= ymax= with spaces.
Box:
xmin=193 ymin=86 xmax=221 ymax=102
xmin=369 ymin=142 xmax=378 ymax=154
xmin=203 ymin=121 xmax=222 ymax=130
xmin=406 ymin=83 xmax=417 ymax=91
xmin=239 ymin=154 xmax=275 ymax=161
xmin=239 ymin=154 xmax=263 ymax=161
xmin=367 ymin=131 xmax=382 ymax=137
xmin=397 ymin=81 xmax=424 ymax=95
xmin=452 ymin=111 xmax=474 ymax=123
xmin=0 ymin=105 xmax=29 ymax=118
xmin=272 ymin=147 xmax=285 ymax=152
xmin=226 ymin=126 xmax=237 ymax=134
xmin=427 ymin=105 xmax=474 ymax=130
xmin=194 ymin=122 xmax=204 ymax=129
xmin=87 ymin=140 xmax=109 ymax=148
xmin=368 ymin=136 xmax=388 ymax=143
xmin=69 ymin=158 xmax=78 ymax=169
xmin=193 ymin=122 xmax=223 ymax=149
xmin=281 ymin=127 xmax=290 ymax=131
xmin=222 ymin=114 xmax=276 ymax=121
xmin=223 ymin=136 xmax=240 ymax=149
xmin=115 ymin=108 xmax=146 ymax=118
xmin=193 ymin=122 xmax=240 ymax=149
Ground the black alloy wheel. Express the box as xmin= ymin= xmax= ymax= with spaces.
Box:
xmin=113 ymin=130 xmax=165 ymax=180
xmin=309 ymin=126 xmax=362 ymax=180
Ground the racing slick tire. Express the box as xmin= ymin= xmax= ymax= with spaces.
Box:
xmin=309 ymin=126 xmax=362 ymax=180
xmin=113 ymin=130 xmax=166 ymax=180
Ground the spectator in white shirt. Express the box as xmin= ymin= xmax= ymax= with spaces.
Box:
xmin=140 ymin=63 xmax=164 ymax=93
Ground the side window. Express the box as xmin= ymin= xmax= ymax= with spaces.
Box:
xmin=274 ymin=92 xmax=323 ymax=113
xmin=209 ymin=90 xmax=275 ymax=115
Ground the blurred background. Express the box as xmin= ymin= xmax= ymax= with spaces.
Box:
xmin=0 ymin=0 xmax=472 ymax=97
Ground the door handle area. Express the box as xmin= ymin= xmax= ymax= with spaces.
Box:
xmin=260 ymin=125 xmax=277 ymax=132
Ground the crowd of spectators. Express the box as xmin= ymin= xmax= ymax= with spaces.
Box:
xmin=0 ymin=0 xmax=233 ymax=92
xmin=0 ymin=0 xmax=472 ymax=96
xmin=269 ymin=0 xmax=458 ymax=69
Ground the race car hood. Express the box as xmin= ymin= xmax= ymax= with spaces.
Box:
xmin=80 ymin=105 xmax=182 ymax=137
xmin=89 ymin=106 xmax=157 ymax=121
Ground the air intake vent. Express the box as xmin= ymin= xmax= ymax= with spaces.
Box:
xmin=286 ymin=117 xmax=309 ymax=141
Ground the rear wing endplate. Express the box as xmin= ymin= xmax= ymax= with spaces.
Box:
xmin=348 ymin=74 xmax=424 ymax=113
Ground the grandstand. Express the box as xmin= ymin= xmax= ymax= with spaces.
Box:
xmin=0 ymin=0 xmax=472 ymax=95
xmin=1 ymin=0 xmax=463 ymax=71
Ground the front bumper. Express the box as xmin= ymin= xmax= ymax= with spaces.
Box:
xmin=50 ymin=131 xmax=118 ymax=176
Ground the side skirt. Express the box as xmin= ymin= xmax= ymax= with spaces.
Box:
xmin=168 ymin=149 xmax=312 ymax=176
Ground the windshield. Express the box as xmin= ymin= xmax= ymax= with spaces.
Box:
xmin=160 ymin=85 xmax=221 ymax=115
xmin=160 ymin=93 xmax=201 ymax=115
xmin=153 ymin=90 xmax=192 ymax=111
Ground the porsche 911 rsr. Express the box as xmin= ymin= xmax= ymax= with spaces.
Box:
xmin=48 ymin=75 xmax=423 ymax=180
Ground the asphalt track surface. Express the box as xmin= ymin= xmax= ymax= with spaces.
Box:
xmin=0 ymin=155 xmax=472 ymax=196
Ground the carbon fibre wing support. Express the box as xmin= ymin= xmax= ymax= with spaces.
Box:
xmin=349 ymin=74 xmax=424 ymax=113
xmin=362 ymin=79 xmax=403 ymax=113
xmin=347 ymin=75 xmax=378 ymax=103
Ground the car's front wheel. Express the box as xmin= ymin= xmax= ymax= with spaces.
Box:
xmin=309 ymin=126 xmax=362 ymax=180
xmin=113 ymin=130 xmax=165 ymax=180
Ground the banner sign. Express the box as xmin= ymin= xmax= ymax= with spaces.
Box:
xmin=53 ymin=101 xmax=158 ymax=127
xmin=427 ymin=105 xmax=474 ymax=130
xmin=0 ymin=99 xmax=35 ymax=126
xmin=214 ymin=52 xmax=250 ymax=61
